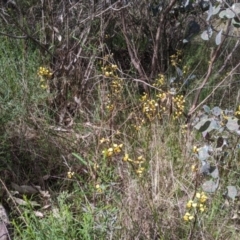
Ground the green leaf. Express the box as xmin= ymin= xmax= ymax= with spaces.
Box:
xmin=199 ymin=120 xmax=211 ymax=132
xmin=72 ymin=153 xmax=88 ymax=166
xmin=202 ymin=120 xmax=220 ymax=137
xmin=232 ymin=18 xmax=240 ymax=28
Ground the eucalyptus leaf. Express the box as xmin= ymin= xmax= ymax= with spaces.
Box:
xmin=227 ymin=186 xmax=238 ymax=200
xmin=232 ymin=18 xmax=240 ymax=28
xmin=184 ymin=0 xmax=189 ymax=8
xmin=203 ymin=105 xmax=211 ymax=114
xmin=197 ymin=145 xmax=210 ymax=161
xmin=211 ymin=106 xmax=222 ymax=116
xmin=226 ymin=118 xmax=239 ymax=131
xmin=194 ymin=118 xmax=208 ymax=130
xmin=215 ymin=29 xmax=222 ymax=45
xmin=219 ymin=9 xmax=236 ymax=19
xmin=201 ymin=26 xmax=213 ymax=40
xmin=206 ymin=2 xmax=213 ymax=21
xmin=232 ymin=3 xmax=240 ymax=14
xmin=224 ymin=8 xmax=235 ymax=18
xmin=202 ymin=179 xmax=219 ymax=193
xmin=202 ymin=120 xmax=220 ymax=137
xmin=210 ymin=166 xmax=219 ymax=178
xmin=199 ymin=120 xmax=211 ymax=132
xmin=176 ymin=67 xmax=183 ymax=77
xmin=200 ymin=161 xmax=210 ymax=174
xmin=213 ymin=5 xmax=221 ymax=15
xmin=201 ymin=30 xmax=211 ymax=40
xmin=219 ymin=10 xmax=227 ymax=18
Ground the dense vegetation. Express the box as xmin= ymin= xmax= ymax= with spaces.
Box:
xmin=1 ymin=0 xmax=240 ymax=239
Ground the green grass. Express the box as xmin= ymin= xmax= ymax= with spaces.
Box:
xmin=1 ymin=30 xmax=240 ymax=240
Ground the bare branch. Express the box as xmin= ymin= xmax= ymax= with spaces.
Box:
xmin=150 ymin=0 xmax=178 ymax=76
xmin=188 ymin=19 xmax=232 ymax=117
xmin=120 ymin=9 xmax=148 ymax=85
xmin=0 ymin=31 xmax=26 ymax=39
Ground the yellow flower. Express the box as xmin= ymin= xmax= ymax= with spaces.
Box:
xmin=183 ymin=212 xmax=194 ymax=222
xmin=136 ymin=167 xmax=145 ymax=175
xmin=187 ymin=200 xmax=197 ymax=208
xmin=67 ymin=171 xmax=75 ymax=179
xmin=192 ymin=202 xmax=197 ymax=208
xmin=111 ymin=64 xmax=117 ymax=69
xmin=100 ymin=138 xmax=109 ymax=144
xmin=41 ymin=84 xmax=48 ymax=89
xmin=193 ymin=146 xmax=199 ymax=153
xmin=113 ymin=143 xmax=123 ymax=153
xmin=102 ymin=149 xmax=112 ymax=157
xmin=186 ymin=200 xmax=193 ymax=208
xmin=123 ymin=153 xmax=129 ymax=161
xmin=191 ymin=165 xmax=198 ymax=172
xmin=200 ymin=194 xmax=208 ymax=203
xmin=235 ymin=105 xmax=240 ymax=116
xmin=107 ymin=148 xmax=113 ymax=157
xmin=106 ymin=104 xmax=114 ymax=111
xmin=105 ymin=71 xmax=110 ymax=77
xmin=93 ymin=163 xmax=99 ymax=170
xmin=196 ymin=192 xmax=208 ymax=203
xmin=196 ymin=192 xmax=201 ymax=198
xmin=199 ymin=203 xmax=207 ymax=212
xmin=38 ymin=67 xmax=52 ymax=78
xmin=141 ymin=93 xmax=148 ymax=101
xmin=96 ymin=184 xmax=103 ymax=193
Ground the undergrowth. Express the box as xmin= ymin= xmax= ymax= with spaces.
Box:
xmin=1 ymin=24 xmax=240 ymax=240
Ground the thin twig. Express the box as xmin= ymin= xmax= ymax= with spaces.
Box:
xmin=189 ymin=60 xmax=240 ymax=114
xmin=0 ymin=31 xmax=26 ymax=39
xmin=188 ymin=20 xmax=232 ymax=117
xmin=0 ymin=178 xmax=28 ymax=227
xmin=150 ymin=0 xmax=177 ymax=77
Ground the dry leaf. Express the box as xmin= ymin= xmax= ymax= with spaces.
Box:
xmin=13 ymin=197 xmax=40 ymax=207
xmin=42 ymin=204 xmax=51 ymax=210
xmin=11 ymin=183 xmax=38 ymax=194
xmin=34 ymin=211 xmax=44 ymax=218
